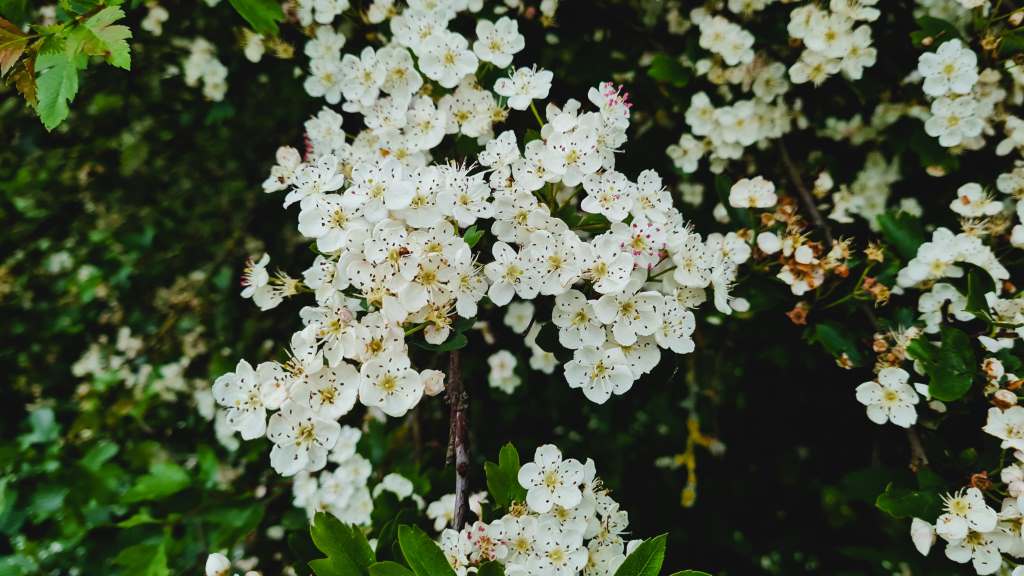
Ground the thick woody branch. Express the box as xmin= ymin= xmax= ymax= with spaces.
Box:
xmin=446 ymin=350 xmax=470 ymax=530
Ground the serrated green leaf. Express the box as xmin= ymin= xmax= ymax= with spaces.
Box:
xmin=485 ymin=443 xmax=526 ymax=509
xmin=66 ymin=6 xmax=131 ymax=69
xmin=227 ymin=0 xmax=284 ymax=36
xmin=310 ymin=513 xmax=374 ymax=575
xmin=122 ymin=461 xmax=190 ymax=503
xmin=35 ymin=51 xmax=85 ymax=130
xmin=397 ymin=525 xmax=455 ymax=576
xmin=613 ymin=534 xmax=667 ymax=576
xmin=369 ymin=561 xmax=414 ymax=576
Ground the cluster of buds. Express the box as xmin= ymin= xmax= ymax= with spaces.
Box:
xmin=872 ymin=326 xmax=923 ymax=373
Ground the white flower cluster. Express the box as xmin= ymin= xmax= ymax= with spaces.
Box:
xmin=141 ymin=3 xmax=168 ymax=36
xmin=181 ymin=37 xmax=228 ymax=101
xmin=213 ymin=0 xmax=742 ymax=479
xmin=916 ymin=38 xmax=1004 ymax=148
xmin=438 ymin=445 xmax=637 ymax=576
xmin=666 ymin=8 xmax=794 ymax=175
xmin=787 ymin=1 xmax=879 ymax=85
xmin=910 ymin=488 xmax=1008 ymax=575
xmin=896 ymin=226 xmax=1008 ymax=289
xmin=290 ymin=425 xmax=375 ymax=525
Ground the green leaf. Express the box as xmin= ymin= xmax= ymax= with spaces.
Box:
xmin=28 ymin=484 xmax=67 ymax=522
xmin=227 ymin=0 xmax=284 ymax=36
xmin=485 ymin=443 xmax=526 ymax=509
xmin=910 ymin=16 xmax=961 ymax=47
xmin=909 ymin=328 xmax=976 ymax=402
xmin=964 ymin=265 xmax=995 ymax=320
xmin=410 ymin=332 xmax=468 ymax=352
xmin=477 ymin=562 xmax=506 ymax=576
xmin=310 ymin=557 xmax=362 ymax=576
xmin=34 ymin=51 xmax=85 ymax=130
xmin=647 ymin=54 xmax=691 ymax=87
xmin=810 ymin=322 xmax=863 ymax=367
xmin=613 ymin=534 xmax=668 ymax=576
xmin=116 ymin=510 xmax=160 ymax=528
xmin=1000 ymin=32 xmax=1024 ymax=57
xmin=929 ymin=327 xmax=976 ymax=402
xmin=122 ymin=461 xmax=190 ymax=503
xmin=66 ymin=6 xmax=131 ymax=70
xmin=369 ymin=562 xmax=414 ymax=576
xmin=876 ymin=211 xmax=925 ymax=261
xmin=0 ymin=17 xmax=28 ymax=77
xmin=0 ymin=1 xmax=31 ymax=26
xmin=875 ymin=482 xmax=941 ymax=520
xmin=906 ymin=121 xmax=958 ymax=173
xmin=669 ymin=572 xmax=713 ymax=576
xmin=112 ymin=541 xmax=169 ymax=576
xmin=310 ymin=513 xmax=374 ymax=575
xmin=205 ymin=503 xmax=266 ymax=549
xmin=374 ymin=511 xmax=411 ymax=563
xmin=80 ymin=440 xmax=119 ymax=471
xmin=397 ymin=525 xmax=456 ymax=576
xmin=462 ymin=225 xmax=485 ymax=248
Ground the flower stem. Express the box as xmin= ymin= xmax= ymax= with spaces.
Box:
xmin=529 ymin=101 xmax=545 ymax=129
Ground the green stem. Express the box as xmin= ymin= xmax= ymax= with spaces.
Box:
xmin=529 ymin=101 xmax=545 ymax=128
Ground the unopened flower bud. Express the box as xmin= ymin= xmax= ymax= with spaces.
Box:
xmin=1011 ymin=11 xmax=1024 ymax=26
xmin=995 ymin=389 xmax=1019 ymax=408
xmin=970 ymin=471 xmax=992 ymax=491
xmin=421 ymin=369 xmax=446 ymax=396
xmin=983 ymin=358 xmax=1006 ymax=382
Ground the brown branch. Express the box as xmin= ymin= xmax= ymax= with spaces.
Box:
xmin=446 ymin=350 xmax=470 ymax=530
xmin=777 ymin=141 xmax=929 ymax=472
xmin=906 ymin=427 xmax=929 ymax=472
xmin=777 ymin=140 xmax=833 ymax=248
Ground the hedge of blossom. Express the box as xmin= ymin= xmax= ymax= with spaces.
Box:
xmin=9 ymin=0 xmax=1024 ymax=574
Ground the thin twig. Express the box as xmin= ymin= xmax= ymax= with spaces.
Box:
xmin=777 ymin=140 xmax=833 ymax=247
xmin=446 ymin=350 xmax=470 ymax=530
xmin=777 ymin=140 xmax=926 ymax=470
xmin=906 ymin=427 xmax=929 ymax=472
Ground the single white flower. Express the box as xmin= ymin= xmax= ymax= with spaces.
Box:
xmin=854 ymin=367 xmax=920 ymax=428
xmin=517 ymin=444 xmax=585 ymax=514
